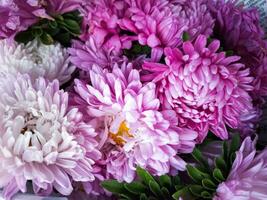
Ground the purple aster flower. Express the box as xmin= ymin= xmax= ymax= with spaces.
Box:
xmin=214 ymin=136 xmax=267 ymax=200
xmin=0 ymin=0 xmax=83 ymax=39
xmin=0 ymin=0 xmax=42 ymax=38
xmin=0 ymin=73 xmax=101 ymax=200
xmin=72 ymin=62 xmax=197 ymax=183
xmin=209 ymin=0 xmax=267 ymax=100
xmin=142 ymin=35 xmax=254 ymax=142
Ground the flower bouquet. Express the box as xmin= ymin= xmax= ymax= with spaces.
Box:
xmin=0 ymin=0 xmax=267 ymax=200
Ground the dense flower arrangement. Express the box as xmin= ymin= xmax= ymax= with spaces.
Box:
xmin=0 ymin=0 xmax=266 ymax=200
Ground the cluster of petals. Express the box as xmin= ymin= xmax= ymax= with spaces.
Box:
xmin=0 ymin=0 xmax=83 ymax=39
xmin=143 ymin=35 xmax=254 ymax=142
xmin=0 ymin=39 xmax=75 ymax=85
xmin=72 ymin=62 xmax=197 ymax=183
xmin=215 ymin=136 xmax=267 ymax=200
xmin=0 ymin=73 xmax=100 ymax=200
xmin=209 ymin=0 xmax=267 ymax=100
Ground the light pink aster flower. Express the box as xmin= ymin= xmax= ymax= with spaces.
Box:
xmin=68 ymin=37 xmax=125 ymax=71
xmin=143 ymin=35 xmax=254 ymax=142
xmin=0 ymin=73 xmax=101 ymax=200
xmin=73 ymin=62 xmax=197 ymax=183
xmin=214 ymin=136 xmax=267 ymax=200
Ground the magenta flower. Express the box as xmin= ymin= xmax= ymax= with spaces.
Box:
xmin=214 ymin=137 xmax=267 ymax=200
xmin=209 ymin=0 xmax=267 ymax=100
xmin=143 ymin=35 xmax=254 ymax=142
xmin=0 ymin=73 xmax=101 ymax=200
xmin=169 ymin=0 xmax=214 ymax=41
xmin=119 ymin=0 xmax=187 ymax=61
xmin=73 ymin=62 xmax=197 ymax=183
xmin=80 ymin=0 xmax=135 ymax=53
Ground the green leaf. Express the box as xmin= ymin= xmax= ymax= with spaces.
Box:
xmin=149 ymin=180 xmax=164 ymax=198
xmin=182 ymin=32 xmax=190 ymax=41
xmin=226 ymin=50 xmax=234 ymax=56
xmin=124 ymin=182 xmax=147 ymax=194
xmin=215 ymin=157 xmax=227 ymax=172
xmin=159 ymin=175 xmax=172 ymax=189
xmin=172 ymin=187 xmax=189 ymax=200
xmin=136 ymin=167 xmax=156 ymax=186
xmin=63 ymin=19 xmax=81 ymax=35
xmin=40 ymin=32 xmax=54 ymax=45
xmin=188 ymin=185 xmax=204 ymax=197
xmin=192 ymin=148 xmax=210 ymax=171
xmin=229 ymin=134 xmax=240 ymax=156
xmin=202 ymin=179 xmax=216 ymax=190
xmin=161 ymin=187 xmax=171 ymax=199
xmin=213 ymin=168 xmax=225 ymax=182
xmin=172 ymin=176 xmax=181 ymax=186
xmin=15 ymin=30 xmax=35 ymax=44
xmin=223 ymin=141 xmax=228 ymax=162
xmin=140 ymin=193 xmax=148 ymax=200
xmin=48 ymin=20 xmax=58 ymax=29
xmin=186 ymin=165 xmax=209 ymax=183
xmin=201 ymin=191 xmax=212 ymax=199
xmin=31 ymin=27 xmax=43 ymax=37
xmin=101 ymin=180 xmax=127 ymax=194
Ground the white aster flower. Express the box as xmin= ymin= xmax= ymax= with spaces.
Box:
xmin=0 ymin=39 xmax=75 ymax=84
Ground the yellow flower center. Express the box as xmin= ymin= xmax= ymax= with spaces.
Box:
xmin=109 ymin=121 xmax=133 ymax=146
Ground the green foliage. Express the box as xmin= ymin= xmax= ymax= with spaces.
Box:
xmin=102 ymin=135 xmax=241 ymax=200
xmin=182 ymin=32 xmax=190 ymax=42
xmin=123 ymin=42 xmax=152 ymax=59
xmin=15 ymin=10 xmax=82 ymax=47
xmin=102 ymin=166 xmax=186 ymax=200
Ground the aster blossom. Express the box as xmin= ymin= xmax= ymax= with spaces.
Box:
xmin=0 ymin=39 xmax=75 ymax=84
xmin=209 ymin=0 xmax=267 ymax=99
xmin=73 ymin=62 xmax=197 ymax=183
xmin=214 ymin=136 xmax=267 ymax=200
xmin=0 ymin=0 xmax=83 ymax=39
xmin=68 ymin=37 xmax=124 ymax=72
xmin=0 ymin=73 xmax=100 ymax=200
xmin=80 ymin=0 xmax=135 ymax=53
xmin=0 ymin=0 xmax=42 ymax=38
xmin=143 ymin=35 xmax=254 ymax=142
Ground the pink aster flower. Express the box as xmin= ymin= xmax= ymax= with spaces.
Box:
xmin=80 ymin=0 xmax=135 ymax=53
xmin=119 ymin=0 xmax=187 ymax=61
xmin=42 ymin=0 xmax=83 ymax=16
xmin=73 ymin=62 xmax=197 ymax=183
xmin=142 ymin=35 xmax=254 ymax=142
xmin=0 ymin=73 xmax=101 ymax=200
xmin=214 ymin=136 xmax=267 ymax=200
xmin=68 ymin=37 xmax=125 ymax=71
xmin=171 ymin=0 xmax=214 ymax=41
xmin=209 ymin=0 xmax=267 ymax=100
